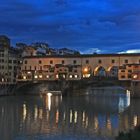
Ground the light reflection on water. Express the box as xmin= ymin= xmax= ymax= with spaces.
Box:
xmin=0 ymin=87 xmax=140 ymax=140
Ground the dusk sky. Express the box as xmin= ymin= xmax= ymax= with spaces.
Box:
xmin=1 ymin=0 xmax=140 ymax=54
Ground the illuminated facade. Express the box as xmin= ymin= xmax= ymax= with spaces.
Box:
xmin=17 ymin=54 xmax=140 ymax=82
xmin=119 ymin=64 xmax=140 ymax=81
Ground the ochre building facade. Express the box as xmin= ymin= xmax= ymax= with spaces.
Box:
xmin=17 ymin=54 xmax=140 ymax=82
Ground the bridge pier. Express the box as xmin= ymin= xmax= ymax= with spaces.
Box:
xmin=131 ymin=82 xmax=140 ymax=98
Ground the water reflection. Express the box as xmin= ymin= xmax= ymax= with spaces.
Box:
xmin=0 ymin=88 xmax=140 ymax=140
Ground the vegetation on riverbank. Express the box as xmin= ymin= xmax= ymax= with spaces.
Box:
xmin=116 ymin=126 xmax=140 ymax=140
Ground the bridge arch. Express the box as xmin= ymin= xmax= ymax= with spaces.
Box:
xmin=94 ymin=66 xmax=107 ymax=77
xmin=107 ymin=66 xmax=118 ymax=77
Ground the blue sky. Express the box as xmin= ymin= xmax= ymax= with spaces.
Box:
xmin=1 ymin=0 xmax=140 ymax=53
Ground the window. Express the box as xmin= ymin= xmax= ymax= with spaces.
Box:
xmin=128 ymin=74 xmax=131 ymax=78
xmin=69 ymin=67 xmax=72 ymax=72
xmin=74 ymin=70 xmax=77 ymax=73
xmin=14 ymin=66 xmax=16 ymax=70
xmin=128 ymin=70 xmax=132 ymax=73
xmin=121 ymin=70 xmax=125 ymax=72
xmin=40 ymin=66 xmax=42 ymax=70
xmin=121 ymin=75 xmax=125 ymax=78
xmin=73 ymin=60 xmax=77 ymax=64
xmin=50 ymin=60 xmax=53 ymax=64
xmin=112 ymin=59 xmax=115 ymax=63
xmin=62 ymin=60 xmax=65 ymax=64
xmin=86 ymin=60 xmax=89 ymax=64
xmin=24 ymin=60 xmax=27 ymax=64
xmin=8 ymin=66 xmax=12 ymax=69
xmin=98 ymin=60 xmax=102 ymax=64
xmin=39 ymin=60 xmax=42 ymax=64
xmin=13 ymin=60 xmax=17 ymax=64
xmin=8 ymin=60 xmax=12 ymax=63
xmin=125 ymin=59 xmax=128 ymax=63
xmin=34 ymin=66 xmax=36 ymax=70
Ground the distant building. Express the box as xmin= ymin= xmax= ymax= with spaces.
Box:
xmin=58 ymin=48 xmax=80 ymax=55
xmin=0 ymin=35 xmax=20 ymax=84
xmin=21 ymin=46 xmax=37 ymax=57
xmin=46 ymin=48 xmax=58 ymax=55
xmin=0 ymin=35 xmax=10 ymax=48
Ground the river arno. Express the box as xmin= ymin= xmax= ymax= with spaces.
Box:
xmin=0 ymin=87 xmax=140 ymax=140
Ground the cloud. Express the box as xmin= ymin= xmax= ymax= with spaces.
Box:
xmin=118 ymin=49 xmax=140 ymax=54
xmin=80 ymin=48 xmax=102 ymax=54
xmin=1 ymin=0 xmax=140 ymax=53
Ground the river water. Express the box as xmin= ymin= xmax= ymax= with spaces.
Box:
xmin=0 ymin=87 xmax=140 ymax=140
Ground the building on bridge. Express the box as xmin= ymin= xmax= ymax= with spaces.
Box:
xmin=17 ymin=54 xmax=140 ymax=82
xmin=119 ymin=64 xmax=140 ymax=81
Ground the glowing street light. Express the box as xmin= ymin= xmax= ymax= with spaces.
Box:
xmin=34 ymin=75 xmax=38 ymax=79
xmin=133 ymin=74 xmax=138 ymax=79
xmin=23 ymin=76 xmax=26 ymax=80
xmin=84 ymin=67 xmax=88 ymax=73
xmin=39 ymin=75 xmax=43 ymax=78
